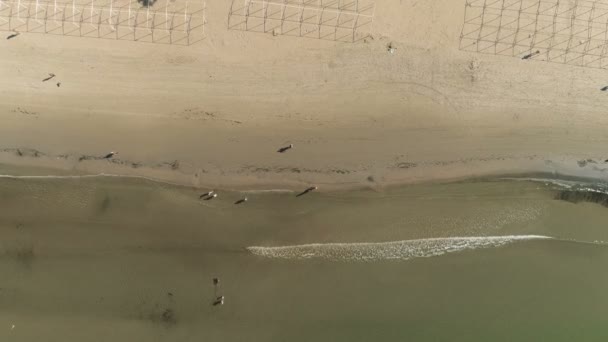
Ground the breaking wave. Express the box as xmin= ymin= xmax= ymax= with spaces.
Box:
xmin=0 ymin=174 xmax=295 ymax=194
xmin=247 ymin=235 xmax=552 ymax=261
xmin=239 ymin=189 xmax=295 ymax=194
xmin=505 ymin=176 xmax=608 ymax=193
xmin=0 ymin=173 xmax=177 ymax=183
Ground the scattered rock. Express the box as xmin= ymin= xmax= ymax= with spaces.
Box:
xmin=1 ymin=148 xmax=43 ymax=158
xmin=396 ymin=162 xmax=417 ymax=169
xmin=11 ymin=107 xmax=38 ymax=115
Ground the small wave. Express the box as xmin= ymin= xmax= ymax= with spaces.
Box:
xmin=0 ymin=173 xmax=299 ymax=193
xmin=240 ymin=189 xmax=295 ymax=194
xmin=500 ymin=177 xmax=577 ymax=189
xmin=504 ymin=176 xmax=608 ymax=192
xmin=0 ymin=173 xmax=189 ymax=186
xmin=0 ymin=174 xmax=100 ymax=179
xmin=247 ymin=235 xmax=552 ymax=262
xmin=0 ymin=173 xmax=153 ymax=180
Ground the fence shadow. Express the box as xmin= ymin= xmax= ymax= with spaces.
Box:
xmin=0 ymin=0 xmax=206 ymax=46
xmin=227 ymin=0 xmax=375 ymax=43
xmin=459 ymin=0 xmax=608 ymax=69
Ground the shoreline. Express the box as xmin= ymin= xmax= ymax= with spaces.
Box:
xmin=1 ymin=152 xmax=607 ymax=193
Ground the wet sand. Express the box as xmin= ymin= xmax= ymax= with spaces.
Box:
xmin=2 ymin=171 xmax=608 ymax=341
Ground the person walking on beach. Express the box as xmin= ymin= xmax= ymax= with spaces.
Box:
xmin=212 ymin=278 xmax=224 ymax=306
xmin=6 ymin=31 xmax=20 ymax=40
xmin=234 ymin=197 xmax=248 ymax=204
xmin=296 ymin=186 xmax=317 ymax=197
xmin=200 ymin=190 xmax=215 ymax=199
xmin=42 ymin=73 xmax=56 ymax=82
xmin=213 ymin=296 xmax=224 ymax=306
xmin=277 ymin=144 xmax=293 ymax=153
xmin=103 ymin=151 xmax=117 ymax=159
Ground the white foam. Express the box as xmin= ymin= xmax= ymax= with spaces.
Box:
xmin=0 ymin=174 xmax=100 ymax=179
xmin=247 ymin=235 xmax=552 ymax=261
xmin=500 ymin=177 xmax=576 ymax=189
xmin=240 ymin=189 xmax=295 ymax=194
xmin=0 ymin=173 xmax=153 ymax=180
xmin=0 ymin=174 xmax=297 ymax=193
xmin=0 ymin=173 xmax=190 ymax=187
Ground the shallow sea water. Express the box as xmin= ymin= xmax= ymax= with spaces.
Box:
xmin=1 ymin=169 xmax=608 ymax=341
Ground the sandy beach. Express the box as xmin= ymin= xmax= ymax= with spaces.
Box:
xmin=2 ymin=0 xmax=608 ymax=190
xmin=3 ymin=0 xmax=608 ymax=340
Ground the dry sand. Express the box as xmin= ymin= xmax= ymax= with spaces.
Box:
xmin=1 ymin=0 xmax=608 ymax=190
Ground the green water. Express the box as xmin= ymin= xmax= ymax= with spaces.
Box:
xmin=1 ymin=173 xmax=608 ymax=341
